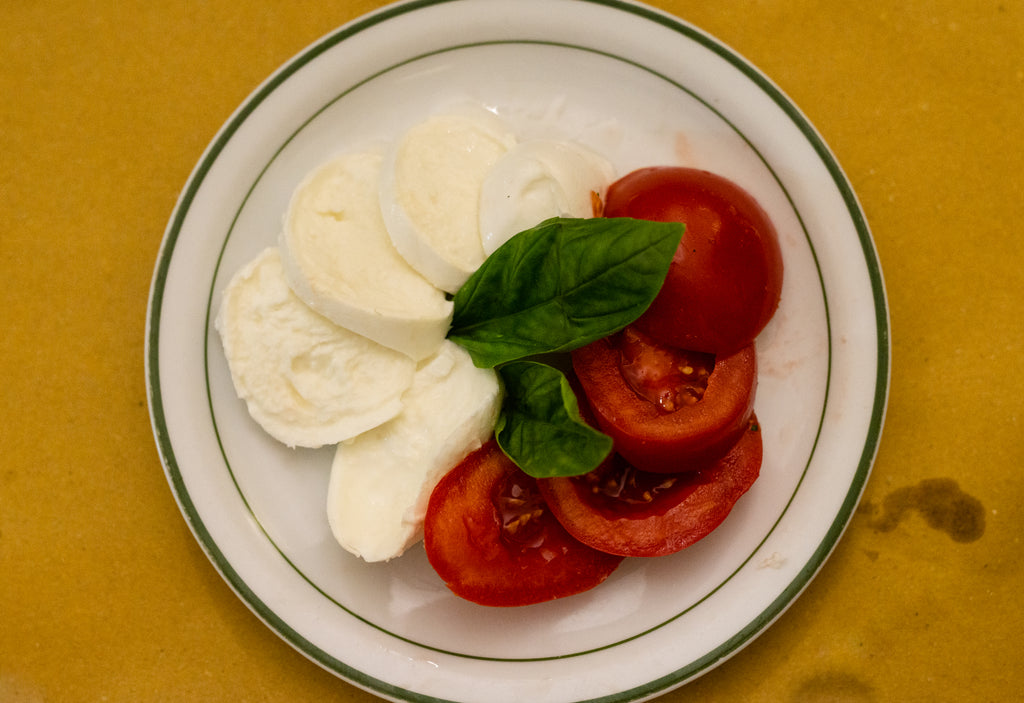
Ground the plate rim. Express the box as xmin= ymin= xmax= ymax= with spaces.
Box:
xmin=145 ymin=0 xmax=890 ymax=700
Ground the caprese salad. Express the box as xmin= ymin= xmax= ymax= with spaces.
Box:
xmin=215 ymin=105 xmax=783 ymax=607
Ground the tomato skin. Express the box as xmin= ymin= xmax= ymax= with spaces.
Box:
xmin=572 ymin=330 xmax=757 ymax=473
xmin=538 ymin=418 xmax=763 ymax=557
xmin=604 ymin=167 xmax=783 ymax=355
xmin=423 ymin=441 xmax=623 ymax=607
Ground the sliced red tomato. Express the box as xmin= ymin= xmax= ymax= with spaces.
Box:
xmin=538 ymin=417 xmax=763 ymax=557
xmin=423 ymin=441 xmax=624 ymax=607
xmin=572 ymin=325 xmax=756 ymax=473
xmin=604 ymin=166 xmax=784 ymax=355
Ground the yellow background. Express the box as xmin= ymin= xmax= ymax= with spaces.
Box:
xmin=2 ymin=1 xmax=1021 ymax=701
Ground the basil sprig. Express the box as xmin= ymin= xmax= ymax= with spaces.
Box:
xmin=448 ymin=216 xmax=684 ymax=478
xmin=494 ymin=361 xmax=614 ymax=478
xmin=449 ymin=217 xmax=683 ymax=368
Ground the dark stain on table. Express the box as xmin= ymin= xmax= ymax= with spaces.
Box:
xmin=859 ymin=477 xmax=986 ymax=543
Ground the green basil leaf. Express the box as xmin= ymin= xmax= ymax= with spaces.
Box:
xmin=449 ymin=217 xmax=684 ymax=368
xmin=495 ymin=360 xmax=613 ymax=478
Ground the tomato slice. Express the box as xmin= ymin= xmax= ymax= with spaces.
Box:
xmin=604 ymin=166 xmax=783 ymax=355
xmin=538 ymin=417 xmax=763 ymax=557
xmin=423 ymin=441 xmax=624 ymax=607
xmin=572 ymin=326 xmax=756 ymax=473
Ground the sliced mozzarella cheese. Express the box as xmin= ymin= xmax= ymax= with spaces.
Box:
xmin=379 ymin=108 xmax=517 ymax=293
xmin=280 ymin=150 xmax=452 ymax=361
xmin=326 ymin=341 xmax=502 ymax=562
xmin=479 ymin=139 xmax=615 ymax=255
xmin=215 ymin=247 xmax=416 ymax=448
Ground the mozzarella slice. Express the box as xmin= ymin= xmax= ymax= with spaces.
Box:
xmin=280 ymin=150 xmax=453 ymax=361
xmin=379 ymin=108 xmax=517 ymax=293
xmin=479 ymin=139 xmax=615 ymax=255
xmin=326 ymin=341 xmax=502 ymax=562
xmin=215 ymin=247 xmax=416 ymax=448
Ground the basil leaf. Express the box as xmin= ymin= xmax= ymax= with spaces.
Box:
xmin=449 ymin=217 xmax=684 ymax=368
xmin=495 ymin=361 xmax=613 ymax=478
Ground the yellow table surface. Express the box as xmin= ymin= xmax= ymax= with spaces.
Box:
xmin=2 ymin=1 xmax=1021 ymax=701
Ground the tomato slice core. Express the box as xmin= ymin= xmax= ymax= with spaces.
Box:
xmin=578 ymin=455 xmax=696 ymax=511
xmin=495 ymin=470 xmax=548 ymax=551
xmin=424 ymin=441 xmax=623 ymax=607
xmin=617 ymin=326 xmax=715 ymax=412
xmin=538 ymin=418 xmax=763 ymax=557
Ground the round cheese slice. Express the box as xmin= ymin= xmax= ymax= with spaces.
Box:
xmin=379 ymin=108 xmax=517 ymax=293
xmin=215 ymin=247 xmax=416 ymax=448
xmin=280 ymin=150 xmax=453 ymax=361
xmin=327 ymin=341 xmax=502 ymax=562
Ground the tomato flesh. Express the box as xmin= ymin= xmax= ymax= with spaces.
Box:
xmin=572 ymin=326 xmax=756 ymax=473
xmin=604 ymin=166 xmax=783 ymax=355
xmin=424 ymin=441 xmax=623 ymax=607
xmin=538 ymin=418 xmax=763 ymax=557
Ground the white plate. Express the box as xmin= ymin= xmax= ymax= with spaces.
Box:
xmin=145 ymin=1 xmax=889 ymax=701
